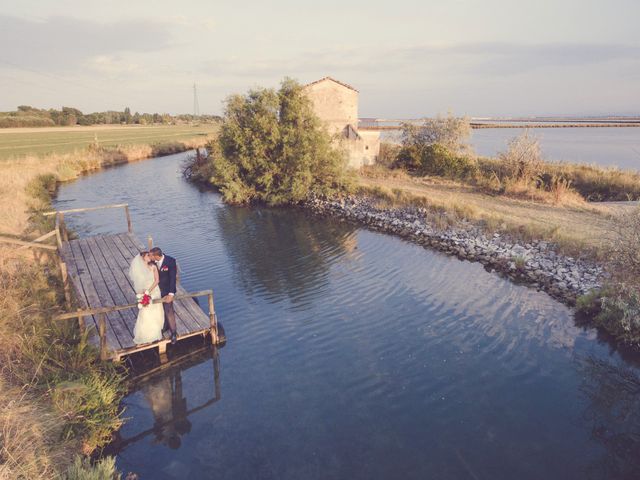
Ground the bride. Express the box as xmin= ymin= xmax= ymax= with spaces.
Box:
xmin=129 ymin=251 xmax=165 ymax=344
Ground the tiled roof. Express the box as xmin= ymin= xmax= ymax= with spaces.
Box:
xmin=304 ymin=76 xmax=359 ymax=92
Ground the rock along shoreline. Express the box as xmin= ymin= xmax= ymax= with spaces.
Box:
xmin=304 ymin=195 xmax=604 ymax=306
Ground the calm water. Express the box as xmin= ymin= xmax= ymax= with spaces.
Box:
xmin=54 ymin=152 xmax=640 ymax=479
xmin=383 ymin=127 xmax=640 ymax=170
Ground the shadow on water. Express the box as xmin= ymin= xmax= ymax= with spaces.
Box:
xmin=216 ymin=205 xmax=358 ymax=307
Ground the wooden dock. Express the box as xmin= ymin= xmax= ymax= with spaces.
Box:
xmin=45 ymin=204 xmax=223 ymax=361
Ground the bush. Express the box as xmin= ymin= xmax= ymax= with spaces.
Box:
xmin=377 ymin=142 xmax=401 ymax=168
xmin=396 ymin=143 xmax=477 ymax=179
xmin=193 ymin=78 xmax=351 ymax=205
xmin=577 ymin=286 xmax=640 ymax=344
xmin=498 ymin=130 xmax=543 ymax=183
xmin=400 ymin=113 xmax=472 ymax=156
xmin=61 ymin=456 xmax=120 ymax=480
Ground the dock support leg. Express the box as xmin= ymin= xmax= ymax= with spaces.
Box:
xmin=147 ymin=235 xmax=153 ymax=250
xmin=124 ymin=205 xmax=133 ymax=234
xmin=59 ymin=212 xmax=69 ymax=243
xmin=158 ymin=341 xmax=167 ymax=355
xmin=98 ymin=313 xmax=108 ymax=361
xmin=77 ymin=308 xmax=86 ymax=335
xmin=208 ymin=292 xmax=218 ymax=344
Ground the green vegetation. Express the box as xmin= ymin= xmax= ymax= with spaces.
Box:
xmin=0 ymin=104 xmax=220 ymax=128
xmin=384 ymin=120 xmax=640 ymax=203
xmin=188 ymin=78 xmax=351 ymax=205
xmin=396 ymin=142 xmax=478 ymax=179
xmin=60 ymin=456 xmax=120 ymax=480
xmin=576 ymin=208 xmax=640 ymax=344
xmin=0 ymin=123 xmax=219 ymax=160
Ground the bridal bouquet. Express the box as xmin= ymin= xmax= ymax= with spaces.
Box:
xmin=136 ymin=291 xmax=152 ymax=309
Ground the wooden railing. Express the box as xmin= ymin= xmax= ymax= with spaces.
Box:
xmin=44 ymin=203 xmax=133 ymax=248
xmin=0 ymin=233 xmax=58 ymax=251
xmin=54 ymin=290 xmax=218 ymax=360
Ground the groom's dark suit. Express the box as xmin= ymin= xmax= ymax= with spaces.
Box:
xmin=157 ymin=255 xmax=178 ymax=334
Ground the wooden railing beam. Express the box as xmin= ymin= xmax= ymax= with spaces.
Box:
xmin=0 ymin=236 xmax=58 ymax=251
xmin=54 ymin=290 xmax=214 ymax=321
xmin=43 ymin=204 xmax=129 ymax=216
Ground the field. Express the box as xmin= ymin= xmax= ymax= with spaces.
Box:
xmin=0 ymin=123 xmax=218 ymax=159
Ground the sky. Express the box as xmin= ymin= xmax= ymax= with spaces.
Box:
xmin=1 ymin=0 xmax=639 ymax=117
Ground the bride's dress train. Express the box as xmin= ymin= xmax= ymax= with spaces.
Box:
xmin=129 ymin=255 xmax=164 ymax=344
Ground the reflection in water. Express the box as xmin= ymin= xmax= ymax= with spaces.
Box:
xmin=216 ymin=205 xmax=357 ymax=306
xmin=108 ymin=346 xmax=221 ymax=456
xmin=144 ymin=371 xmax=191 ymax=449
xmin=579 ymin=357 xmax=640 ymax=479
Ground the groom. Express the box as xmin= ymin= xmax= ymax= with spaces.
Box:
xmin=150 ymin=247 xmax=178 ymax=345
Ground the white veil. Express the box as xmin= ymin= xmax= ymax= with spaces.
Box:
xmin=129 ymin=254 xmax=152 ymax=293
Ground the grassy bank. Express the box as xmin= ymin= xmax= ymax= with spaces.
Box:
xmin=0 ymin=133 xmax=215 ymax=478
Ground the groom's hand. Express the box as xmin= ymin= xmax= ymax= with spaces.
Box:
xmin=163 ymin=295 xmax=174 ymax=303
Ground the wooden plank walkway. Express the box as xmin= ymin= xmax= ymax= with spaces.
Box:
xmin=48 ymin=204 xmax=222 ymax=361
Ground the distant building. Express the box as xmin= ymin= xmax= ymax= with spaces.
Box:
xmin=303 ymin=77 xmax=380 ymax=169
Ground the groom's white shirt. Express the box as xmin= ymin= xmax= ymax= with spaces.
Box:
xmin=156 ymin=255 xmax=174 ymax=296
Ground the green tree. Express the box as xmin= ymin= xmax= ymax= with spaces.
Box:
xmin=203 ymin=78 xmax=350 ymax=205
xmin=122 ymin=107 xmax=132 ymax=124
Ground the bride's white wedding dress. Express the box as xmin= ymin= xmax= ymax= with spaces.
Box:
xmin=129 ymin=255 xmax=164 ymax=344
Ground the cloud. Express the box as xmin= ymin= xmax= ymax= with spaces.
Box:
xmin=86 ymin=55 xmax=141 ymax=76
xmin=201 ymin=42 xmax=640 ymax=80
xmin=392 ymin=42 xmax=640 ymax=75
xmin=0 ymin=15 xmax=172 ymax=71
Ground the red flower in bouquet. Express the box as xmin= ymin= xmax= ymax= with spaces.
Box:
xmin=140 ymin=293 xmax=151 ymax=306
xmin=137 ymin=293 xmax=152 ymax=308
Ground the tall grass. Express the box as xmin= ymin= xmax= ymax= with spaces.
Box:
xmin=477 ymin=156 xmax=640 ymax=202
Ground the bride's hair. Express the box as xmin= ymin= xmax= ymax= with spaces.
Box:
xmin=139 ymin=251 xmax=155 ymax=266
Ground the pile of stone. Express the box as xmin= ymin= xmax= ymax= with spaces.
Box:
xmin=305 ymin=195 xmax=604 ymax=304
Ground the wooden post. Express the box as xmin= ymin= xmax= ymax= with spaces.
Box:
xmin=55 ymin=220 xmax=63 ymax=249
xmin=60 ymin=261 xmax=72 ymax=309
xmin=147 ymin=235 xmax=153 ymax=250
xmin=212 ymin=346 xmax=221 ymax=401
xmin=98 ymin=313 xmax=108 ymax=360
xmin=77 ymin=308 xmax=86 ymax=335
xmin=59 ymin=212 xmax=69 ymax=242
xmin=208 ymin=292 xmax=218 ymax=344
xmin=124 ymin=205 xmax=133 ymax=234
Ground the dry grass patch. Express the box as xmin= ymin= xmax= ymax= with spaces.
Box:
xmin=357 ymin=171 xmax=628 ymax=259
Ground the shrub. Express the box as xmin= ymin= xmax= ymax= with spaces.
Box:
xmin=498 ymin=130 xmax=543 ymax=183
xmin=194 ymin=78 xmax=351 ymax=205
xmin=377 ymin=142 xmax=401 ymax=168
xmin=400 ymin=113 xmax=472 ymax=156
xmin=396 ymin=143 xmax=477 ymax=179
xmin=577 ymin=286 xmax=640 ymax=344
xmin=61 ymin=455 xmax=120 ymax=480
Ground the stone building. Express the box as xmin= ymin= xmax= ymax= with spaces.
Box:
xmin=303 ymin=77 xmax=380 ymax=169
